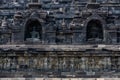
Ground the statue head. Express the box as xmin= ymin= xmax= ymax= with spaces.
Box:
xmin=32 ymin=26 xmax=36 ymax=31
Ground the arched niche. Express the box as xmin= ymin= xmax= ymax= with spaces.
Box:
xmin=24 ymin=19 xmax=42 ymax=42
xmin=86 ymin=19 xmax=103 ymax=43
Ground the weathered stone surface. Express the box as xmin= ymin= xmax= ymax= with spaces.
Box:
xmin=0 ymin=0 xmax=119 ymax=78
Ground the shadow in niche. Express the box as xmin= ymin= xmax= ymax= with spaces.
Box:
xmin=24 ymin=19 xmax=42 ymax=42
xmin=117 ymin=28 xmax=120 ymax=43
xmin=86 ymin=19 xmax=103 ymax=43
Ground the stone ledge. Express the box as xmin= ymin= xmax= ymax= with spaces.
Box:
xmin=0 ymin=45 xmax=119 ymax=52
